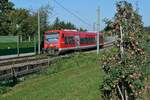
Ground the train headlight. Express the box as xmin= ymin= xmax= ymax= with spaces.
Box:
xmin=50 ymin=44 xmax=54 ymax=47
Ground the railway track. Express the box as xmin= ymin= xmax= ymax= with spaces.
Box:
xmin=0 ymin=55 xmax=71 ymax=81
xmin=0 ymin=56 xmax=48 ymax=66
xmin=0 ymin=41 xmax=116 ymax=81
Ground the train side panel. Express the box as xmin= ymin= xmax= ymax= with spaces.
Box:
xmin=59 ymin=31 xmax=76 ymax=51
xmin=44 ymin=30 xmax=104 ymax=55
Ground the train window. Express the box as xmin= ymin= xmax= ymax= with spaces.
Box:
xmin=70 ymin=36 xmax=75 ymax=44
xmin=46 ymin=32 xmax=59 ymax=43
xmin=80 ymin=38 xmax=87 ymax=44
xmin=86 ymin=38 xmax=88 ymax=44
xmin=80 ymin=38 xmax=83 ymax=44
xmin=64 ymin=37 xmax=68 ymax=44
xmin=65 ymin=36 xmax=75 ymax=44
xmin=62 ymin=34 xmax=64 ymax=38
xmin=86 ymin=38 xmax=88 ymax=43
xmin=89 ymin=38 xmax=91 ymax=43
xmin=88 ymin=38 xmax=90 ymax=44
xmin=80 ymin=37 xmax=96 ymax=44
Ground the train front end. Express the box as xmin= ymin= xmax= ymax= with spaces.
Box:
xmin=44 ymin=31 xmax=60 ymax=55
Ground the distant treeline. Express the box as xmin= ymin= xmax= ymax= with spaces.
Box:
xmin=144 ymin=26 xmax=150 ymax=32
xmin=0 ymin=0 xmax=86 ymax=40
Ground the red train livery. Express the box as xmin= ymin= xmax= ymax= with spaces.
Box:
xmin=44 ymin=30 xmax=104 ymax=55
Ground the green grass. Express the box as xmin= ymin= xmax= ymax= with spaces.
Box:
xmin=0 ymin=48 xmax=149 ymax=100
xmin=0 ymin=52 xmax=104 ymax=100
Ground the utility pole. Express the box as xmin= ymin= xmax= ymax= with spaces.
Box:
xmin=16 ymin=24 xmax=20 ymax=56
xmin=38 ymin=10 xmax=41 ymax=54
xmin=96 ymin=6 xmax=100 ymax=54
xmin=93 ymin=22 xmax=96 ymax=31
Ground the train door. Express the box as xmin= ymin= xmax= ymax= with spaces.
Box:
xmin=75 ymin=35 xmax=80 ymax=49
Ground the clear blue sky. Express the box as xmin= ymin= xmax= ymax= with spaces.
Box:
xmin=11 ymin=0 xmax=150 ymax=31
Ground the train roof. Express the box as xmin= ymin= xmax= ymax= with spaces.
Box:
xmin=45 ymin=30 xmax=97 ymax=34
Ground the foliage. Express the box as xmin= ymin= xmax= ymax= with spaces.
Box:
xmin=144 ymin=27 xmax=150 ymax=48
xmin=0 ymin=85 xmax=10 ymax=95
xmin=0 ymin=0 xmax=38 ymax=39
xmin=8 ymin=9 xmax=30 ymax=36
xmin=39 ymin=4 xmax=53 ymax=35
xmin=49 ymin=17 xmax=87 ymax=31
xmin=102 ymin=18 xmax=114 ymax=36
xmin=0 ymin=0 xmax=14 ymax=35
xmin=0 ymin=80 xmax=18 ymax=95
xmin=100 ymin=1 xmax=148 ymax=100
xmin=0 ymin=1 xmax=86 ymax=39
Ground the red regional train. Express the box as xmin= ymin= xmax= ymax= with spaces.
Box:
xmin=44 ymin=30 xmax=104 ymax=55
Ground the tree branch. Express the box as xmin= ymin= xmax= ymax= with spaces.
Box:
xmin=117 ymin=85 xmax=125 ymax=100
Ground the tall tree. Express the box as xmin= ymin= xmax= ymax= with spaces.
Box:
xmin=25 ymin=11 xmax=38 ymax=38
xmin=50 ymin=17 xmax=86 ymax=31
xmin=52 ymin=17 xmax=61 ymax=30
xmin=100 ymin=1 xmax=148 ymax=99
xmin=102 ymin=18 xmax=115 ymax=36
xmin=39 ymin=4 xmax=53 ymax=35
xmin=8 ymin=9 xmax=29 ymax=35
xmin=0 ymin=0 xmax=14 ymax=35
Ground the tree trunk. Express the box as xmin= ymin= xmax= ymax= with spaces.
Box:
xmin=117 ymin=85 xmax=124 ymax=100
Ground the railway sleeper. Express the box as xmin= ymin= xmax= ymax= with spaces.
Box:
xmin=0 ymin=57 xmax=63 ymax=81
xmin=14 ymin=65 xmax=39 ymax=77
xmin=0 ymin=69 xmax=12 ymax=76
xmin=12 ymin=62 xmax=48 ymax=77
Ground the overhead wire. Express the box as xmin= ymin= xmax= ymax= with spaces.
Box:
xmin=53 ymin=0 xmax=92 ymax=27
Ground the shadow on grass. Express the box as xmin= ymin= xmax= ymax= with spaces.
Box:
xmin=0 ymin=77 xmax=19 ymax=94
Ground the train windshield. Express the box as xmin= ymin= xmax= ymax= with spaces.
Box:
xmin=46 ymin=32 xmax=59 ymax=43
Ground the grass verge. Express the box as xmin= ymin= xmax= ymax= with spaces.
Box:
xmin=0 ymin=52 xmax=104 ymax=100
xmin=0 ymin=48 xmax=149 ymax=100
